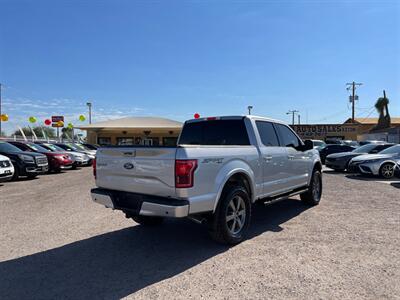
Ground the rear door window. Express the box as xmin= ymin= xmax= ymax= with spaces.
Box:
xmin=179 ymin=119 xmax=250 ymax=145
xmin=256 ymin=121 xmax=280 ymax=146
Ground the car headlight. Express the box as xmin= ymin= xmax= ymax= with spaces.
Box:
xmin=361 ymin=159 xmax=380 ymax=164
xmin=18 ymin=154 xmax=35 ymax=163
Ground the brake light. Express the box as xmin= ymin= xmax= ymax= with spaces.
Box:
xmin=175 ymin=159 xmax=197 ymax=188
xmin=93 ymin=158 xmax=96 ymax=178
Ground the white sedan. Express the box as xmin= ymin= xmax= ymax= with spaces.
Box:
xmin=0 ymin=154 xmax=14 ymax=182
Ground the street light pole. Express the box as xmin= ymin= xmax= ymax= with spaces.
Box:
xmin=86 ymin=102 xmax=92 ymax=124
xmin=286 ymin=110 xmax=299 ymax=125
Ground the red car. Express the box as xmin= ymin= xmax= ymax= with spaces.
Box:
xmin=8 ymin=141 xmax=73 ymax=173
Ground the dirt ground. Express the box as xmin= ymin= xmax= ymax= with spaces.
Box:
xmin=0 ymin=167 xmax=399 ymax=299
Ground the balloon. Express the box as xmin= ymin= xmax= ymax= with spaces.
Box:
xmin=79 ymin=115 xmax=86 ymax=122
xmin=57 ymin=120 xmax=64 ymax=127
xmin=29 ymin=116 xmax=37 ymax=123
xmin=44 ymin=119 xmax=52 ymax=126
xmin=194 ymin=113 xmax=200 ymax=119
xmin=67 ymin=122 xmax=74 ymax=129
xmin=0 ymin=114 xmax=9 ymax=122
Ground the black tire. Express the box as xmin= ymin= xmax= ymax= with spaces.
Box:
xmin=72 ymin=165 xmax=77 ymax=170
xmin=131 ymin=215 xmax=164 ymax=226
xmin=379 ymin=163 xmax=395 ymax=179
xmin=12 ymin=167 xmax=19 ymax=180
xmin=208 ymin=185 xmax=251 ymax=245
xmin=27 ymin=174 xmax=38 ymax=179
xmin=300 ymin=169 xmax=322 ymax=206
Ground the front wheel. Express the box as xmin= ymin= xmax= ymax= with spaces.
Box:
xmin=379 ymin=163 xmax=395 ymax=179
xmin=300 ymin=169 xmax=322 ymax=205
xmin=208 ymin=185 xmax=251 ymax=245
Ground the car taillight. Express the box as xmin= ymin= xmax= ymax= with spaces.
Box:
xmin=175 ymin=159 xmax=197 ymax=188
xmin=93 ymin=158 xmax=96 ymax=178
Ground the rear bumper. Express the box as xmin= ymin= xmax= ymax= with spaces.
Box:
xmin=91 ymin=188 xmax=189 ymax=218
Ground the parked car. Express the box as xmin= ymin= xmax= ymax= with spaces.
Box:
xmin=0 ymin=154 xmax=14 ymax=182
xmin=394 ymin=159 xmax=400 ymax=178
xmin=359 ymin=140 xmax=386 ymax=146
xmin=325 ymin=143 xmax=394 ymax=171
xmin=348 ymin=144 xmax=400 ymax=179
xmin=81 ymin=143 xmax=99 ymax=150
xmin=341 ymin=140 xmax=359 ymax=147
xmin=8 ymin=141 xmax=73 ymax=173
xmin=311 ymin=140 xmax=326 ymax=150
xmin=35 ymin=142 xmax=90 ymax=168
xmin=55 ymin=143 xmax=95 ymax=161
xmin=318 ymin=144 xmax=356 ymax=164
xmin=91 ymin=115 xmax=322 ymax=244
xmin=0 ymin=141 xmax=48 ymax=179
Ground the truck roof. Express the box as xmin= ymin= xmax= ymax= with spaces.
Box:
xmin=185 ymin=115 xmax=288 ymax=125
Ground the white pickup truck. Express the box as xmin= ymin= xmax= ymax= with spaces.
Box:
xmin=91 ymin=115 xmax=322 ymax=244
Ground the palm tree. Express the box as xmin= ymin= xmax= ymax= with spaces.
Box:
xmin=373 ymin=90 xmax=391 ymax=130
xmin=375 ymin=96 xmax=389 ymax=118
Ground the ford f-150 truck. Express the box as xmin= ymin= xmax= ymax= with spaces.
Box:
xmin=91 ymin=116 xmax=322 ymax=244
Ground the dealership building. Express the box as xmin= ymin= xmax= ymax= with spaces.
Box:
xmin=291 ymin=117 xmax=400 ymax=143
xmin=77 ymin=117 xmax=182 ymax=146
xmin=77 ymin=116 xmax=400 ymax=146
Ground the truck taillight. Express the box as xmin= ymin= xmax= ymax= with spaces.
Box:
xmin=93 ymin=158 xmax=96 ymax=178
xmin=175 ymin=159 xmax=197 ymax=188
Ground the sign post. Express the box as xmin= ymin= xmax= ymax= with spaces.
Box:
xmin=51 ymin=116 xmax=64 ymax=140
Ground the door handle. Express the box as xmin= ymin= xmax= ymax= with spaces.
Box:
xmin=287 ymin=155 xmax=295 ymax=160
xmin=263 ymin=156 xmax=273 ymax=161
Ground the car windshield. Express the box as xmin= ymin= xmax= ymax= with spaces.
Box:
xmin=71 ymin=143 xmax=87 ymax=151
xmin=313 ymin=141 xmax=325 ymax=147
xmin=352 ymin=144 xmax=377 ymax=153
xmin=65 ymin=143 xmax=80 ymax=151
xmin=43 ymin=143 xmax=65 ymax=152
xmin=27 ymin=143 xmax=50 ymax=152
xmin=378 ymin=145 xmax=400 ymax=155
xmin=0 ymin=142 xmax=22 ymax=152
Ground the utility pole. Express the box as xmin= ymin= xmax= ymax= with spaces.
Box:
xmin=286 ymin=110 xmax=299 ymax=125
xmin=346 ymin=81 xmax=363 ymax=122
xmin=86 ymin=102 xmax=92 ymax=124
xmin=298 ymin=114 xmax=301 ymax=125
xmin=247 ymin=105 xmax=253 ymax=115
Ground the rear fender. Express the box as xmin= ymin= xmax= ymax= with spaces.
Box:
xmin=213 ymin=159 xmax=256 ymax=213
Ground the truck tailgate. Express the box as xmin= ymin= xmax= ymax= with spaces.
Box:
xmin=95 ymin=147 xmax=177 ymax=197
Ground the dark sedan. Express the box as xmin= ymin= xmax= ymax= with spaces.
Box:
xmin=325 ymin=143 xmax=395 ymax=171
xmin=318 ymin=144 xmax=356 ymax=164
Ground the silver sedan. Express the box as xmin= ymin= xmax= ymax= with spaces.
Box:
xmin=348 ymin=144 xmax=400 ymax=179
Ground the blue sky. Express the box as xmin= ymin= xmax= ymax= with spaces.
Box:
xmin=0 ymin=0 xmax=399 ymax=134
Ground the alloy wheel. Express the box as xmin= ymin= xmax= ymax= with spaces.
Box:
xmin=226 ymin=195 xmax=246 ymax=235
xmin=312 ymin=173 xmax=322 ymax=201
xmin=381 ymin=164 xmax=394 ymax=179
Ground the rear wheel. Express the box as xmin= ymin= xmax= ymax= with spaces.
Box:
xmin=131 ymin=215 xmax=164 ymax=226
xmin=379 ymin=163 xmax=395 ymax=179
xmin=300 ymin=169 xmax=322 ymax=205
xmin=208 ymin=185 xmax=251 ymax=245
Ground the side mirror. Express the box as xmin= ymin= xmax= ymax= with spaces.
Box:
xmin=302 ymin=140 xmax=314 ymax=151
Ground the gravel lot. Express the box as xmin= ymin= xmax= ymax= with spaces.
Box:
xmin=0 ymin=167 xmax=399 ymax=299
